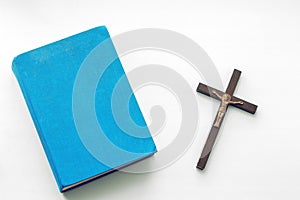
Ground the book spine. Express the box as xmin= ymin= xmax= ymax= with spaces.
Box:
xmin=12 ymin=59 xmax=63 ymax=192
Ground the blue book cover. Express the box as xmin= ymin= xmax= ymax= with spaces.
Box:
xmin=12 ymin=26 xmax=157 ymax=192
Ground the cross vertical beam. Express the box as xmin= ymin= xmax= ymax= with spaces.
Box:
xmin=196 ymin=69 xmax=257 ymax=170
xmin=225 ymin=69 xmax=241 ymax=95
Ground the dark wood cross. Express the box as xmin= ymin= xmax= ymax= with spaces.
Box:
xmin=196 ymin=69 xmax=257 ymax=170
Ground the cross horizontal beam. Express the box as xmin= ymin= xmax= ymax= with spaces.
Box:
xmin=197 ymin=83 xmax=257 ymax=114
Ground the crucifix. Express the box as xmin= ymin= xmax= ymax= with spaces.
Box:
xmin=196 ymin=69 xmax=258 ymax=170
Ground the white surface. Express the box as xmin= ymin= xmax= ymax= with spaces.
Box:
xmin=0 ymin=0 xmax=300 ymax=199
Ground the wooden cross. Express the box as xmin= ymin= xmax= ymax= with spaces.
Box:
xmin=196 ymin=69 xmax=257 ymax=170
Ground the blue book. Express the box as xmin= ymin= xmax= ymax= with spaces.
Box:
xmin=12 ymin=26 xmax=157 ymax=192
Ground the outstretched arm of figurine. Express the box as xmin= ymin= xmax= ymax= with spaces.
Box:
xmin=212 ymin=90 xmax=222 ymax=99
xmin=229 ymin=100 xmax=244 ymax=105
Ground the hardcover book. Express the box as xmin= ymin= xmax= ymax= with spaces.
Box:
xmin=12 ymin=26 xmax=157 ymax=192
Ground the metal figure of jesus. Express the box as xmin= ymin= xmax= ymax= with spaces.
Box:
xmin=212 ymin=91 xmax=243 ymax=128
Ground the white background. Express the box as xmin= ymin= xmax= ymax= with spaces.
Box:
xmin=0 ymin=0 xmax=299 ymax=199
